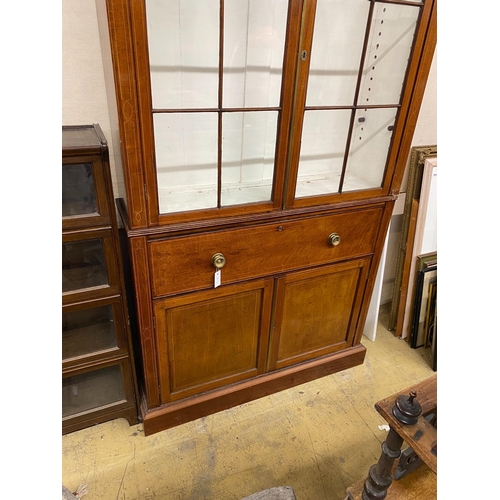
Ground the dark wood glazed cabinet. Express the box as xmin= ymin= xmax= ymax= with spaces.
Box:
xmin=98 ymin=0 xmax=437 ymax=435
xmin=62 ymin=124 xmax=139 ymax=434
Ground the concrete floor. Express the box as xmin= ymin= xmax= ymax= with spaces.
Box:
xmin=62 ymin=310 xmax=435 ymax=500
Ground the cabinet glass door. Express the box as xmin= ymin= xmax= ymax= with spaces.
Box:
xmin=62 ymin=230 xmax=120 ymax=304
xmin=62 ymin=298 xmax=127 ymax=366
xmin=292 ymin=0 xmax=421 ymax=202
xmin=145 ymin=0 xmax=289 ymax=215
xmin=62 ymin=163 xmax=97 ymax=217
xmin=62 ymin=363 xmax=128 ymax=419
xmin=62 ymin=239 xmax=108 ymax=292
xmin=62 ymin=157 xmax=110 ymax=229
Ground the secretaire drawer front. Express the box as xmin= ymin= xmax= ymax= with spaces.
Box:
xmin=150 ymin=207 xmax=383 ymax=297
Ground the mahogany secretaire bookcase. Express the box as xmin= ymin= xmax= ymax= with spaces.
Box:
xmin=97 ymin=0 xmax=436 ymax=435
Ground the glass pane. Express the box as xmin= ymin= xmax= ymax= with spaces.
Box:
xmin=306 ymin=0 xmax=369 ymax=107
xmin=343 ymin=107 xmax=398 ymax=192
xmin=146 ymin=0 xmax=219 ymax=109
xmin=221 ymin=111 xmax=277 ymax=206
xmin=223 ymin=0 xmax=288 ymax=108
xmin=62 ymin=305 xmax=118 ymax=360
xmin=62 ymin=163 xmax=97 ymax=217
xmin=62 ymin=365 xmax=125 ymax=418
xmin=358 ymin=3 xmax=420 ymax=106
xmin=62 ymin=239 xmax=108 ymax=293
xmin=154 ymin=113 xmax=218 ymax=213
xmin=295 ymin=109 xmax=351 ymax=198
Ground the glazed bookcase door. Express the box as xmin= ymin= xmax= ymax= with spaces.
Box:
xmin=137 ymin=0 xmax=296 ymax=225
xmin=62 ymin=229 xmax=121 ymax=304
xmin=62 ymin=297 xmax=129 ymax=369
xmin=62 ymin=156 xmax=110 ymax=230
xmin=62 ymin=359 xmax=135 ymax=423
xmin=286 ymin=0 xmax=425 ymax=208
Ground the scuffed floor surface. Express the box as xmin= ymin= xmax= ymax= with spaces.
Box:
xmin=62 ymin=321 xmax=434 ymax=500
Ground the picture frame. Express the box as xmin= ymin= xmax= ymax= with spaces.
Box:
xmin=410 ymin=264 xmax=437 ymax=349
xmin=388 ymin=145 xmax=437 ymax=335
xmin=424 ymin=280 xmax=437 ymax=349
xmin=417 ymin=251 xmax=437 ymax=272
xmin=431 ymin=304 xmax=437 ymax=372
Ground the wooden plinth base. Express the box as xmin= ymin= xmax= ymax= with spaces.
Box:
xmin=141 ymin=344 xmax=366 ymax=436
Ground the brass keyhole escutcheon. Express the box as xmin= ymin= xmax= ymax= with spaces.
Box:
xmin=300 ymin=50 xmax=308 ymax=61
xmin=212 ymin=253 xmax=226 ymax=269
xmin=328 ymin=233 xmax=341 ymax=247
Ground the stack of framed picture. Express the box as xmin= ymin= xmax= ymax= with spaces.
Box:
xmin=388 ymin=145 xmax=437 ymax=371
xmin=410 ymin=253 xmax=436 ymax=355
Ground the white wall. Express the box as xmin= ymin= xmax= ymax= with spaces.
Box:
xmin=62 ymin=0 xmax=126 ymax=205
xmin=61 ymin=0 xmax=437 ymax=288
xmin=380 ymin=50 xmax=437 ymax=304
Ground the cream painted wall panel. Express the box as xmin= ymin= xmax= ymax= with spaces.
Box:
xmin=62 ymin=0 xmax=126 ymax=211
xmin=411 ymin=48 xmax=438 ymax=146
xmin=379 ymin=48 xmax=437 ymax=305
xmin=400 ymin=48 xmax=438 ymax=195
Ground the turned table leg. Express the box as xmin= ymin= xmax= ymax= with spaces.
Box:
xmin=362 ymin=391 xmax=422 ymax=500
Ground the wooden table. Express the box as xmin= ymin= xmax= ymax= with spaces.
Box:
xmin=345 ymin=375 xmax=437 ymax=499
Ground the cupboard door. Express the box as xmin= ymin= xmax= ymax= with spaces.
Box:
xmin=154 ymin=278 xmax=273 ymax=403
xmin=269 ymin=259 xmax=370 ymax=371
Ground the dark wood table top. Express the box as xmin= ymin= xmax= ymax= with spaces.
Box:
xmin=375 ymin=374 xmax=437 ymax=473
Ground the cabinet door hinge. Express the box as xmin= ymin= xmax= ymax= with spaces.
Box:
xmin=153 ymin=316 xmax=156 ymax=330
xmin=144 ymin=183 xmax=148 ymax=200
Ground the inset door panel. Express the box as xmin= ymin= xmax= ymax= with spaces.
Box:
xmin=62 ymin=297 xmax=128 ymax=368
xmin=62 ymin=229 xmax=120 ymax=304
xmin=269 ymin=259 xmax=371 ymax=371
xmin=155 ymin=278 xmax=273 ymax=402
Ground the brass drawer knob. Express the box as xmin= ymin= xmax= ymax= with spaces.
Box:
xmin=211 ymin=253 xmax=226 ymax=269
xmin=328 ymin=233 xmax=341 ymax=247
